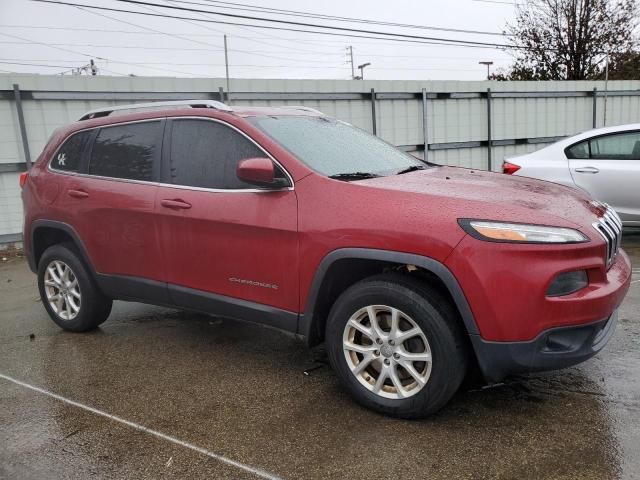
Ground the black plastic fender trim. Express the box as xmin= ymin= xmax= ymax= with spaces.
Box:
xmin=299 ymin=248 xmax=479 ymax=339
xmin=29 ymin=219 xmax=97 ymax=275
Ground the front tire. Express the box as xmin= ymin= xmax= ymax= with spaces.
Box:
xmin=38 ymin=243 xmax=112 ymax=332
xmin=326 ymin=274 xmax=468 ymax=419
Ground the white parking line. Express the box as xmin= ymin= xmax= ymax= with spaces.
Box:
xmin=0 ymin=372 xmax=282 ymax=480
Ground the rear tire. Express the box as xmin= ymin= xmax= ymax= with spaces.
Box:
xmin=38 ymin=243 xmax=112 ymax=332
xmin=326 ymin=273 xmax=468 ymax=419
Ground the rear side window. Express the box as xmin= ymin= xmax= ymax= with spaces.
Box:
xmin=88 ymin=121 xmax=161 ymax=181
xmin=168 ymin=119 xmax=267 ymax=189
xmin=566 ymin=131 xmax=640 ymax=160
xmin=51 ymin=131 xmax=92 ymax=172
xmin=566 ymin=140 xmax=589 ymax=159
xmin=590 ymin=131 xmax=640 ymax=159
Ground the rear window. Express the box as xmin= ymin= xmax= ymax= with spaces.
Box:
xmin=51 ymin=131 xmax=92 ymax=172
xmin=88 ymin=121 xmax=161 ymax=181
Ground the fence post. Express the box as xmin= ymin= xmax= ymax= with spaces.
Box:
xmin=13 ymin=83 xmax=31 ymax=170
xmin=486 ymin=87 xmax=492 ymax=171
xmin=370 ymin=87 xmax=377 ymax=136
xmin=592 ymin=87 xmax=598 ymax=128
xmin=218 ymin=86 xmax=225 ymax=103
xmin=421 ymin=87 xmax=429 ymax=162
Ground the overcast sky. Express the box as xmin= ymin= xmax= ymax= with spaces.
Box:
xmin=0 ymin=0 xmax=518 ymax=80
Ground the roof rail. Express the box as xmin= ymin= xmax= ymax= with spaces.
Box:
xmin=78 ymin=100 xmax=232 ymax=121
xmin=280 ymin=105 xmax=324 ymax=115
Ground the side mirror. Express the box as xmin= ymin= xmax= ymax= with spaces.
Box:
xmin=237 ymin=157 xmax=288 ymax=188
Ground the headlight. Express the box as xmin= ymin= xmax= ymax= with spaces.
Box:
xmin=459 ymin=219 xmax=588 ymax=243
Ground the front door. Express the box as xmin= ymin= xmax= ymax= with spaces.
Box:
xmin=567 ymin=130 xmax=640 ymax=225
xmin=156 ymin=118 xmax=299 ymax=325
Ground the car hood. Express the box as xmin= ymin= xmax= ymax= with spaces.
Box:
xmin=355 ymin=166 xmax=603 ymax=229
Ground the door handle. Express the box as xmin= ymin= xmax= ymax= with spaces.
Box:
xmin=160 ymin=199 xmax=192 ymax=210
xmin=574 ymin=166 xmax=600 ymax=174
xmin=67 ymin=189 xmax=89 ymax=199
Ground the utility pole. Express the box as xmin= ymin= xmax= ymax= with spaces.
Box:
xmin=347 ymin=46 xmax=355 ymax=79
xmin=224 ymin=34 xmax=230 ymax=104
xmin=358 ymin=62 xmax=371 ymax=80
xmin=603 ymin=53 xmax=609 ymax=126
xmin=479 ymin=61 xmax=493 ymax=80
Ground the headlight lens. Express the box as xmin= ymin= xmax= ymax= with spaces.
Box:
xmin=460 ymin=220 xmax=588 ymax=243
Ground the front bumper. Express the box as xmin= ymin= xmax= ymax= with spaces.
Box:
xmin=446 ymin=235 xmax=631 ymax=341
xmin=471 ymin=310 xmax=618 ymax=382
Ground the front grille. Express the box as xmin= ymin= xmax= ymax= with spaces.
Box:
xmin=592 ymin=205 xmax=623 ymax=268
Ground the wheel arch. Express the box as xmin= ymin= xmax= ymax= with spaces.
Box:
xmin=30 ymin=220 xmax=96 ymax=276
xmin=300 ymin=248 xmax=479 ymax=346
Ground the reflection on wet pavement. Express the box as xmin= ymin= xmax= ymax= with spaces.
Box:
xmin=1 ymin=234 xmax=639 ymax=479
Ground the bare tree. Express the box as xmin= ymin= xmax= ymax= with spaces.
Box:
xmin=500 ymin=0 xmax=638 ymax=80
xmin=604 ymin=51 xmax=640 ymax=78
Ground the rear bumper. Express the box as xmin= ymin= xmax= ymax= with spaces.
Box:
xmin=471 ymin=310 xmax=618 ymax=383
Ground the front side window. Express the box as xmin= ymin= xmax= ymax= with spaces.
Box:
xmin=51 ymin=130 xmax=92 ymax=172
xmin=248 ymin=116 xmax=426 ymax=178
xmin=168 ymin=119 xmax=275 ymax=189
xmin=88 ymin=121 xmax=161 ymax=181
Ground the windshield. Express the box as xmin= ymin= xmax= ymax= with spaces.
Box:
xmin=248 ymin=116 xmax=427 ymax=178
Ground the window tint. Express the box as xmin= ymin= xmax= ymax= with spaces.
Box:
xmin=590 ymin=131 xmax=640 ymax=160
xmin=88 ymin=121 xmax=161 ymax=181
xmin=169 ymin=119 xmax=274 ymax=189
xmin=566 ymin=140 xmax=589 ymax=159
xmin=52 ymin=130 xmax=92 ymax=171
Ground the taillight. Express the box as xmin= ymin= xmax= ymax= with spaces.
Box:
xmin=502 ymin=161 xmax=521 ymax=175
xmin=19 ymin=171 xmax=28 ymax=188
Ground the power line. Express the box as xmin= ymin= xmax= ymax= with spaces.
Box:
xmin=75 ymin=1 xmax=347 ymax=61
xmin=0 ymin=40 xmax=223 ymax=51
xmin=0 ymin=32 xmax=206 ymax=76
xmin=31 ymin=0 xmax=517 ymax=51
xmin=109 ymin=0 xmax=515 ymax=48
xmin=0 ymin=39 xmax=346 ymax=59
xmin=0 ymin=23 xmax=517 ymax=53
xmin=0 ymin=59 xmax=346 ymax=69
xmin=0 ymin=60 xmax=80 ymax=68
xmin=168 ymin=0 xmax=509 ymax=37
xmin=0 ymin=58 xmax=506 ymax=71
xmin=159 ymin=0 xmax=349 ymax=56
xmin=73 ymin=4 xmax=224 ymax=50
xmin=471 ymin=0 xmax=520 ymax=5
xmin=138 ymin=0 xmax=341 ymax=61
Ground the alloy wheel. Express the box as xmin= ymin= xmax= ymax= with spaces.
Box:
xmin=44 ymin=260 xmax=81 ymax=321
xmin=342 ymin=305 xmax=432 ymax=399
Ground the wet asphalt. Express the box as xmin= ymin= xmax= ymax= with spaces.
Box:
xmin=1 ymin=235 xmax=639 ymax=480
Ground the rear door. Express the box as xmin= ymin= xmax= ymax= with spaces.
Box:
xmin=62 ymin=120 xmax=166 ymax=282
xmin=567 ymin=130 xmax=640 ymax=224
xmin=156 ymin=117 xmax=299 ymax=320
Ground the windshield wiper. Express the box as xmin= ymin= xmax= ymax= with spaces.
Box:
xmin=329 ymin=172 xmax=380 ymax=181
xmin=396 ymin=165 xmax=426 ymax=175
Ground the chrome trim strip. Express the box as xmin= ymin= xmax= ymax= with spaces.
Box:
xmin=592 ymin=205 xmax=623 ymax=269
xmin=47 ymin=116 xmax=295 ymax=193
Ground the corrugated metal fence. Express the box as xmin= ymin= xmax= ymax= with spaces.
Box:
xmin=2 ymin=74 xmax=640 ymax=242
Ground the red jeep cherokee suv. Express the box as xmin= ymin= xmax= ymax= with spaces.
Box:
xmin=21 ymin=100 xmax=631 ymax=418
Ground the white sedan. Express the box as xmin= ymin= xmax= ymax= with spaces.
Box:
xmin=503 ymin=124 xmax=640 ymax=227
